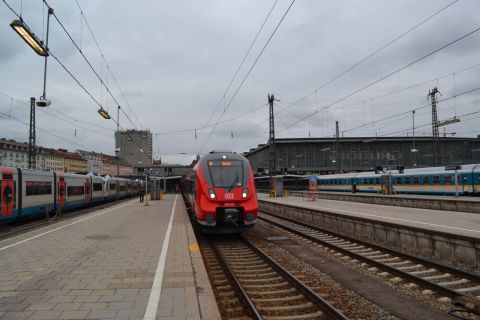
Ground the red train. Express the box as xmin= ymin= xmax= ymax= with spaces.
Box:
xmin=183 ymin=151 xmax=258 ymax=233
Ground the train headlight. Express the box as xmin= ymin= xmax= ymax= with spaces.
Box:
xmin=208 ymin=189 xmax=216 ymax=199
xmin=242 ymin=188 xmax=248 ymax=198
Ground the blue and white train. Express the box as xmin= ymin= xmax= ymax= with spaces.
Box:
xmin=317 ymin=164 xmax=480 ymax=195
xmin=0 ymin=166 xmax=140 ymax=224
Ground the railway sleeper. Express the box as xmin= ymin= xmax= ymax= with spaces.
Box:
xmin=397 ymin=264 xmax=424 ymax=271
xmin=254 ymin=294 xmax=304 ymax=303
xmin=422 ymin=273 xmax=451 ymax=281
xmin=230 ymin=263 xmax=269 ymax=270
xmin=217 ymin=290 xmax=236 ymax=297
xmin=240 ymin=276 xmax=283 ymax=284
xmin=244 ymin=281 xmax=290 ymax=289
xmin=257 ymin=301 xmax=315 ymax=312
xmin=363 ymin=253 xmax=390 ymax=259
xmin=408 ymin=268 xmax=437 ymax=276
xmin=385 ymin=260 xmax=413 ymax=267
xmin=234 ymin=267 xmax=273 ymax=274
xmin=236 ymin=271 xmax=277 ymax=279
xmin=224 ymin=257 xmax=264 ymax=264
xmin=457 ymin=285 xmax=480 ymax=293
xmin=436 ymin=278 xmax=470 ymax=287
xmin=262 ymin=311 xmax=325 ymax=320
xmin=249 ymin=287 xmax=297 ymax=297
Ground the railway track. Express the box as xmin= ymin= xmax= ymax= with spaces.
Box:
xmin=259 ymin=211 xmax=480 ymax=316
xmin=201 ymin=235 xmax=349 ymax=320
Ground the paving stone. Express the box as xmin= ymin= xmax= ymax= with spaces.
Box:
xmin=73 ymin=295 xmax=100 ymax=303
xmin=67 ymin=290 xmax=92 ymax=296
xmin=58 ymin=310 xmax=89 ymax=320
xmin=1 ymin=311 xmax=35 ymax=320
xmin=0 ymin=197 xmax=219 ymax=320
xmin=78 ymin=302 xmax=108 ymax=311
xmin=29 ymin=310 xmax=62 ymax=319
xmin=53 ymin=302 xmax=82 ymax=311
xmin=86 ymin=308 xmax=118 ymax=319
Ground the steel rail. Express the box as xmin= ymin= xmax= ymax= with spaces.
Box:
xmin=259 ymin=212 xmax=480 ymax=314
xmin=209 ymin=239 xmax=263 ymax=320
xmin=241 ymin=235 xmax=350 ymax=320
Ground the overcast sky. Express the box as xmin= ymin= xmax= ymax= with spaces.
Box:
xmin=1 ymin=0 xmax=479 ymax=164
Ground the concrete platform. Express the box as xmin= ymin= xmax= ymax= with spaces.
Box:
xmin=259 ymin=193 xmax=480 ymax=238
xmin=284 ymin=190 xmax=480 ymax=214
xmin=259 ymin=193 xmax=480 ymax=270
xmin=0 ymin=195 xmax=220 ymax=320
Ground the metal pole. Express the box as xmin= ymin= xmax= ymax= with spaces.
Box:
xmin=145 ymin=170 xmax=149 ymax=206
xmin=41 ymin=7 xmax=53 ymax=99
xmin=28 ymin=97 xmax=36 ymax=169
xmin=116 ymin=106 xmax=120 ymax=177
xmin=268 ymin=94 xmax=276 ymax=182
xmin=412 ymin=110 xmax=416 ymax=166
xmin=455 ymin=168 xmax=458 ymax=197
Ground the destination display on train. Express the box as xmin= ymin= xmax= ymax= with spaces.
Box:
xmin=208 ymin=160 xmax=241 ymax=167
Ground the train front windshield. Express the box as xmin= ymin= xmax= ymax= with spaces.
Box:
xmin=208 ymin=160 xmax=244 ymax=188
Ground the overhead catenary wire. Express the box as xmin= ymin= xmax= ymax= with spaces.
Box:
xmin=342 ymin=86 xmax=480 ymax=134
xmin=2 ymin=1 xmax=124 ymax=131
xmin=198 ymin=0 xmax=296 ymax=154
xmin=42 ymin=0 xmax=140 ymax=130
xmin=277 ymin=26 xmax=480 ymax=135
xmin=72 ymin=0 xmax=144 ymax=130
xmin=44 ymin=5 xmax=128 ymax=128
xmin=240 ymin=59 xmax=480 ymax=139
xmin=0 ymin=111 xmax=95 ymax=151
xmin=153 ymin=103 xmax=267 ymax=135
xmin=0 ymin=89 xmax=116 ymax=133
xmin=48 ymin=52 xmax=119 ymax=128
xmin=1 ymin=0 xmax=20 ymax=19
xmin=292 ymin=0 xmax=461 ymax=106
xmin=198 ymin=0 xmax=279 ymax=140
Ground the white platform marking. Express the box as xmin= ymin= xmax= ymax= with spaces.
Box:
xmin=143 ymin=194 xmax=178 ymax=320
xmin=0 ymin=200 xmax=135 ymax=252
xmin=287 ymin=201 xmax=480 ymax=235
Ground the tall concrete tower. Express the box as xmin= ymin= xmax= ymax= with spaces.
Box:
xmin=115 ymin=130 xmax=153 ymax=169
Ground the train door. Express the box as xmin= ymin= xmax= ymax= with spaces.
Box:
xmin=58 ymin=176 xmax=66 ymax=210
xmin=381 ymin=175 xmax=393 ymax=195
xmin=85 ymin=177 xmax=91 ymax=205
xmin=1 ymin=169 xmax=15 ymax=217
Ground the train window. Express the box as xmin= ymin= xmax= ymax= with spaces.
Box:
xmin=444 ymin=175 xmax=452 ymax=184
xmin=93 ymin=183 xmax=102 ymax=191
xmin=119 ymin=185 xmax=126 ymax=191
xmin=393 ymin=177 xmax=398 ymax=184
xmin=405 ymin=176 xmax=410 ymax=184
xmin=26 ymin=181 xmax=52 ymax=196
xmin=109 ymin=183 xmax=116 ymax=191
xmin=2 ymin=174 xmax=12 ymax=180
xmin=208 ymin=160 xmax=243 ymax=188
xmin=375 ymin=178 xmax=380 ymax=185
xmin=433 ymin=176 xmax=440 ymax=184
xmin=413 ymin=176 xmax=419 ymax=184
xmin=67 ymin=186 xmax=84 ymax=196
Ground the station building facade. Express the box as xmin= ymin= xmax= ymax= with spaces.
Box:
xmin=244 ymin=136 xmax=480 ymax=175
